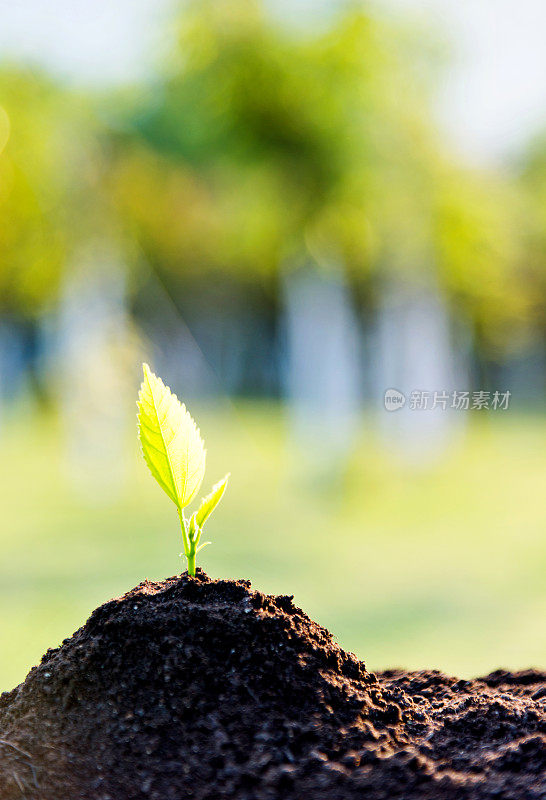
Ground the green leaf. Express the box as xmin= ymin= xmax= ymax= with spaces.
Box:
xmin=188 ymin=511 xmax=199 ymax=544
xmin=137 ymin=363 xmax=206 ymax=509
xmin=196 ymin=474 xmax=230 ymax=528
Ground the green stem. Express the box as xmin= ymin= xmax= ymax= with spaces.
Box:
xmin=178 ymin=508 xmax=197 ymax=577
xmin=178 ymin=508 xmax=190 ymax=554
xmin=187 ymin=549 xmax=196 ymax=577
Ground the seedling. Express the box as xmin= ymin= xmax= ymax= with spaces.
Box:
xmin=137 ymin=363 xmax=229 ymax=576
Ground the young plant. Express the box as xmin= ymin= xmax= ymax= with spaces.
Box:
xmin=137 ymin=363 xmax=229 ymax=576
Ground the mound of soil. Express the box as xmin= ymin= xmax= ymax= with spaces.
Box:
xmin=0 ymin=571 xmax=544 ymax=800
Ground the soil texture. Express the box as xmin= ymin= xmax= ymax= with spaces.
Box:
xmin=0 ymin=571 xmax=544 ymax=799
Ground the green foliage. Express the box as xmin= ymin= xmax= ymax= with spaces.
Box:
xmin=432 ymin=165 xmax=533 ymax=355
xmin=196 ymin=475 xmax=230 ymax=528
xmin=106 ymin=0 xmax=544 ymax=357
xmin=0 ymin=70 xmax=67 ymax=313
xmin=110 ymin=0 xmax=419 ymax=280
xmin=0 ymin=67 xmax=116 ymax=315
xmin=137 ymin=363 xmax=229 ymax=575
xmin=517 ymin=135 xmax=546 ymax=337
xmin=138 ymin=363 xmax=206 ymax=508
xmin=1 ymin=0 xmax=543 ymax=354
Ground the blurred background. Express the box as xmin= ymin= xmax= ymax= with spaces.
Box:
xmin=0 ymin=0 xmax=544 ymax=689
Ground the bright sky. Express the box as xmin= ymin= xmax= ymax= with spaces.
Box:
xmin=380 ymin=0 xmax=546 ymax=165
xmin=0 ymin=0 xmax=545 ymax=166
xmin=0 ymin=0 xmax=173 ymax=84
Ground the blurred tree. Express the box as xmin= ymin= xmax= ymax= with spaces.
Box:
xmin=0 ymin=69 xmax=68 ymax=315
xmin=108 ymin=0 xmax=441 ymax=290
xmin=0 ymin=67 xmax=125 ymax=316
xmin=107 ymin=0 xmax=546 ymax=371
xmin=518 ymin=136 xmax=546 ymax=348
xmin=431 ymin=163 xmax=536 ymax=360
xmin=0 ymin=0 xmax=541 ymax=388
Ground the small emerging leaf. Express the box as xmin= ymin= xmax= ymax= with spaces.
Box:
xmin=188 ymin=511 xmax=199 ymax=544
xmin=138 ymin=363 xmax=206 ymax=509
xmin=196 ymin=474 xmax=230 ymax=528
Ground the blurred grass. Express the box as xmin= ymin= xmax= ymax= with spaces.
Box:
xmin=0 ymin=404 xmax=545 ymax=691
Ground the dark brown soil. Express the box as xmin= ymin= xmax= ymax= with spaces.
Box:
xmin=0 ymin=571 xmax=544 ymax=800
